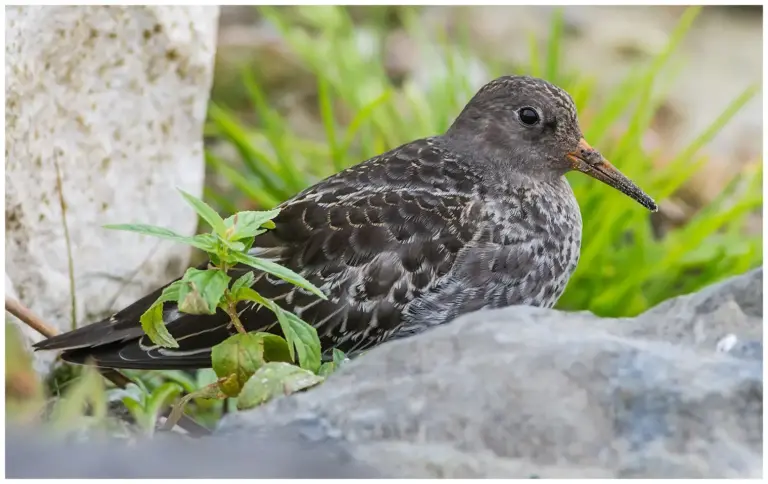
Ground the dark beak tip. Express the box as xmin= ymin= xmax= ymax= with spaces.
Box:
xmin=642 ymin=196 xmax=659 ymax=212
xmin=568 ymin=140 xmax=659 ymax=213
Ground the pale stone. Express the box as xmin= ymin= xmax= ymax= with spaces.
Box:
xmin=5 ymin=6 xmax=219 ymax=373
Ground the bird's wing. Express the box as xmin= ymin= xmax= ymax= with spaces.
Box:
xmin=35 ymin=139 xmax=486 ymax=369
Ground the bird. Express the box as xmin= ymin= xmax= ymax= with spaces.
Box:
xmin=34 ymin=75 xmax=657 ymax=369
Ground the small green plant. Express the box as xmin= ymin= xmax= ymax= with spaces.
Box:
xmin=116 ymin=381 xmax=182 ymax=436
xmin=121 ymin=368 xmax=231 ymax=427
xmin=106 ymin=188 xmax=346 ymax=429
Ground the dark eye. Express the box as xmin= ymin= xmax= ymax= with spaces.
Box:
xmin=518 ymin=107 xmax=540 ymax=126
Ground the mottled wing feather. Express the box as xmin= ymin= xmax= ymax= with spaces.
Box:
xmin=43 ymin=138 xmax=486 ymax=369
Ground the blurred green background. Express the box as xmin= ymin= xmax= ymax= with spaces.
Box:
xmin=204 ymin=5 xmax=762 ymax=318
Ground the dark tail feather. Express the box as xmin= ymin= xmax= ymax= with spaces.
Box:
xmin=32 ymin=261 xmax=215 ymax=353
xmin=32 ymin=318 xmax=120 ymax=351
xmin=32 ymin=282 xmax=171 ymax=352
xmin=60 ymin=341 xmax=212 ymax=370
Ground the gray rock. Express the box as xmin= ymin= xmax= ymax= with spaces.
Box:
xmin=220 ymin=269 xmax=762 ymax=478
xmin=5 ymin=424 xmax=380 ymax=478
xmin=5 ymin=6 xmax=218 ymax=374
xmin=11 ymin=270 xmax=759 ymax=478
xmin=619 ymin=268 xmax=762 ymax=352
xmin=715 ymin=333 xmax=763 ymax=362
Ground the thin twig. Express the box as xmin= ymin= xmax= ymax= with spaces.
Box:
xmin=5 ymin=296 xmax=58 ymax=338
xmin=5 ymin=296 xmax=211 ymax=437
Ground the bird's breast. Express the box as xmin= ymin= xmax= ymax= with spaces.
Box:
xmin=483 ymin=177 xmax=582 ymax=307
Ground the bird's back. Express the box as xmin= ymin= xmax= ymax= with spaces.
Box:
xmin=36 ymin=138 xmax=485 ymax=367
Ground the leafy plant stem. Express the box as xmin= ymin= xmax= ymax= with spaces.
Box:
xmin=224 ymin=292 xmax=247 ymax=334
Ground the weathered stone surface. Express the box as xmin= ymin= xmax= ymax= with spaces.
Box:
xmin=5 ymin=6 xmax=219 ymax=372
xmin=5 ymin=424 xmax=379 ymax=478
xmin=604 ymin=267 xmax=762 ymax=350
xmin=220 ymin=269 xmax=762 ymax=478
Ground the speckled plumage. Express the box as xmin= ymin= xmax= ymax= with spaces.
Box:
xmin=35 ymin=75 xmax=656 ymax=369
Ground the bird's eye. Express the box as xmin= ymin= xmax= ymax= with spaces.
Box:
xmin=518 ymin=107 xmax=540 ymax=126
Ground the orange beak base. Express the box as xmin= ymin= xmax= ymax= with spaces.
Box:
xmin=567 ymin=138 xmax=658 ymax=212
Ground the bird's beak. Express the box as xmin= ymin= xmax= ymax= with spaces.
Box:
xmin=567 ymin=138 xmax=658 ymax=212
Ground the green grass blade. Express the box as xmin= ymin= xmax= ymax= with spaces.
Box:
xmin=207 ymin=103 xmax=289 ymax=199
xmin=204 ymin=151 xmax=281 ymax=209
xmin=317 ymin=75 xmax=344 ymax=171
xmin=545 ymin=7 xmax=564 ymax=82
xmin=203 ymin=186 xmax=238 ymax=215
xmin=240 ymin=68 xmax=306 ymax=194
xmin=666 ymin=83 xmax=760 ymax=171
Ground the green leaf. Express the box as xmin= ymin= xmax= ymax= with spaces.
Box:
xmin=122 ymin=396 xmax=151 ymax=433
xmin=162 ymin=381 xmax=225 ymax=432
xmin=177 ymin=187 xmax=228 ymax=238
xmin=139 ymin=281 xmax=185 ymax=348
xmin=210 ymin=333 xmax=267 ymax=397
xmin=144 ymin=382 xmax=183 ymax=434
xmin=140 ymin=305 xmax=178 ymax=349
xmin=216 ymin=373 xmax=241 ymax=400
xmin=275 ymin=309 xmax=322 ymax=373
xmin=129 ymin=374 xmax=151 ymax=397
xmin=317 ymin=361 xmax=336 ymax=377
xmin=177 ymin=268 xmax=231 ymax=315
xmin=197 ymin=368 xmax=220 ymax=388
xmin=152 ymin=370 xmax=198 ymax=395
xmin=318 ymin=348 xmax=348 ymax=377
xmin=236 ymin=288 xmax=322 ymax=373
xmin=219 ymin=239 xmax=246 ymax=252
xmin=231 ymin=272 xmax=256 ymax=296
xmin=230 ymin=251 xmax=326 ymax=300
xmin=251 ymin=332 xmax=293 ymax=363
xmin=240 ymin=236 xmax=257 ymax=253
xmin=332 ymin=348 xmax=347 ymax=366
xmin=190 ymin=233 xmax=219 ymax=252
xmin=237 ymin=362 xmax=324 ymax=410
xmin=223 ymin=209 xmax=281 ymax=241
xmin=103 ymin=224 xmax=217 ymax=252
xmin=106 ymin=382 xmax=145 ymax=407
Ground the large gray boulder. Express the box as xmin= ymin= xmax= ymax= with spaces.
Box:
xmin=5 ymin=6 xmax=219 ymax=373
xmin=220 ymin=268 xmax=762 ymax=478
xmin=6 ymin=269 xmax=761 ymax=478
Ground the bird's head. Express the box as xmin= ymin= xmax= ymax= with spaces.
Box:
xmin=446 ymin=75 xmax=657 ymax=211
